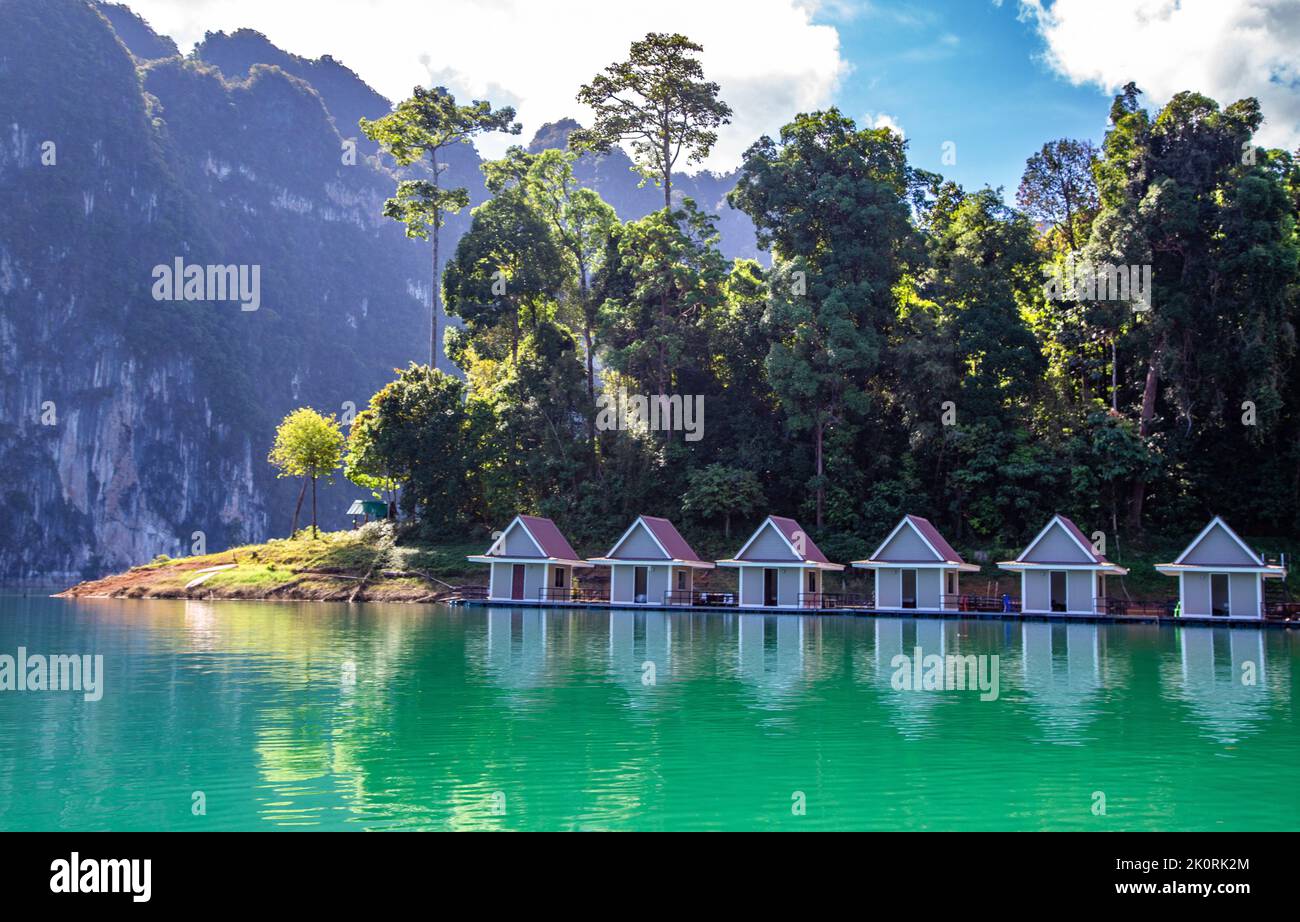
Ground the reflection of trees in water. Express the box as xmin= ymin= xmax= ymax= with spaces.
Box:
xmin=1161 ymin=627 xmax=1274 ymax=745
xmin=1019 ymin=622 xmax=1103 ymax=744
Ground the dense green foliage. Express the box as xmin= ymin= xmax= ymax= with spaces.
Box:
xmin=340 ymin=62 xmax=1300 ymax=565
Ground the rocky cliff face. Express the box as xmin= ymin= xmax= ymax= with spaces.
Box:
xmin=0 ymin=0 xmax=758 ymax=581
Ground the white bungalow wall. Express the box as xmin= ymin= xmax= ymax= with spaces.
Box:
xmin=737 ymin=567 xmax=803 ymax=607
xmin=488 ymin=561 xmax=548 ymax=601
xmin=1181 ymin=571 xmax=1261 ymax=618
xmin=1022 ymin=569 xmax=1095 ymax=613
xmin=873 ymin=568 xmax=943 ymax=610
xmin=610 ymin=563 xmax=672 ymax=604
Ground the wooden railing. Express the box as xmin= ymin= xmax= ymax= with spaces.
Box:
xmin=537 ymin=586 xmax=607 ymax=603
xmin=1096 ymin=597 xmax=1177 ymax=618
xmin=798 ymin=592 xmax=873 ymax=609
xmin=664 ymin=589 xmax=738 ymax=607
xmin=943 ymin=594 xmax=1021 ymax=613
xmin=1265 ymin=601 xmax=1300 ymax=621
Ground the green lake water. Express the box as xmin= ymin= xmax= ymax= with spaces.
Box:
xmin=0 ymin=594 xmax=1296 ymax=831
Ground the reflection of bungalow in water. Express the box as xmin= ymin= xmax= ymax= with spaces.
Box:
xmin=1020 ymin=622 xmax=1103 ymax=739
xmin=1155 ymin=517 xmax=1286 ymax=620
xmin=717 ymin=516 xmax=845 ymax=608
xmin=467 ymin=515 xmax=592 ymax=602
xmin=586 ymin=515 xmax=714 ymax=605
xmin=737 ymin=614 xmax=807 ymax=699
xmin=998 ymin=514 xmax=1128 ymax=615
xmin=1171 ymin=627 xmax=1270 ymax=742
xmin=852 ymin=515 xmax=979 ymax=611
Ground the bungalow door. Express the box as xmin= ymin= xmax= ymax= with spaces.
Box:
xmin=634 ymin=566 xmax=648 ymax=603
xmin=511 ymin=564 xmax=525 ymax=601
xmin=1050 ymin=571 xmax=1067 ymax=612
xmin=1211 ymin=573 xmax=1230 ymax=616
xmin=763 ymin=568 xmax=779 ymax=607
xmin=901 ymin=569 xmax=917 ymax=609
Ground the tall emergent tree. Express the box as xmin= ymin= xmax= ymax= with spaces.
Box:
xmin=268 ymin=408 xmax=345 ymax=539
xmin=570 ymin=33 xmax=732 ymax=210
xmin=730 ymin=109 xmax=915 ymax=528
xmin=481 ymin=147 xmax=618 ymax=444
xmin=361 ymin=87 xmax=520 ymax=368
xmin=1087 ymin=84 xmax=1298 ymax=530
xmin=1016 ymin=138 xmax=1099 ymax=251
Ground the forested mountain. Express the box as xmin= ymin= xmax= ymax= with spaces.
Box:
xmin=0 ymin=0 xmax=758 ymax=580
xmin=3 ymin=0 xmax=1296 ymax=584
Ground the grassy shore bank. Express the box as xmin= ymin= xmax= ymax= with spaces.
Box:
xmin=57 ymin=523 xmax=484 ymax=603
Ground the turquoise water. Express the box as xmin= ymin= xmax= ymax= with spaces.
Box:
xmin=0 ymin=595 xmax=1296 ymax=831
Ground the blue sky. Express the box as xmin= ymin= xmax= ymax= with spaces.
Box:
xmin=125 ymin=0 xmax=1299 ymax=201
xmin=826 ymin=0 xmax=1114 ymax=197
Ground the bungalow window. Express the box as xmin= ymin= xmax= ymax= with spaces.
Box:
xmin=677 ymin=570 xmax=686 ymax=591
xmin=1211 ymin=574 xmax=1230 ymax=616
xmin=554 ymin=568 xmax=565 ymax=588
xmin=945 ymin=571 xmax=956 ymax=595
xmin=1050 ymin=571 xmax=1067 ymax=612
xmin=807 ymin=571 xmax=817 ymax=592
xmin=901 ymin=569 xmax=917 ymax=609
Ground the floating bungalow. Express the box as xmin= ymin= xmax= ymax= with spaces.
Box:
xmin=586 ymin=515 xmax=714 ymax=605
xmin=852 ymin=515 xmax=979 ymax=611
xmin=467 ymin=515 xmax=592 ymax=602
xmin=717 ymin=516 xmax=845 ymax=609
xmin=1155 ymin=516 xmax=1286 ymax=620
xmin=998 ymin=514 xmax=1128 ymax=615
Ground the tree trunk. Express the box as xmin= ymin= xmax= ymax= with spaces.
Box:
xmin=311 ymin=475 xmax=319 ymax=539
xmin=430 ymin=149 xmax=441 ymax=371
xmin=662 ymin=128 xmax=672 ymax=211
xmin=724 ymin=511 xmax=731 ymax=539
xmin=1127 ymin=347 xmax=1160 ymax=531
xmin=814 ymin=419 xmax=825 ymax=529
xmin=290 ymin=476 xmax=307 ymax=538
xmin=1111 ymin=336 xmax=1119 ymax=412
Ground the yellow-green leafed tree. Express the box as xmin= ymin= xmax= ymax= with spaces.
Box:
xmin=268 ymin=408 xmax=345 ymax=539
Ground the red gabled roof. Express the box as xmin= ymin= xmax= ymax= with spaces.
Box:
xmin=1054 ymin=514 xmax=1113 ymax=565
xmin=640 ymin=515 xmax=707 ymax=563
xmin=906 ymin=515 xmax=965 ymax=565
xmin=519 ymin=515 xmax=580 ymax=561
xmin=769 ymin=515 xmax=831 ymax=564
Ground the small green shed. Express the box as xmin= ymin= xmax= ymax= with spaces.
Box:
xmin=347 ymin=500 xmax=389 ymax=525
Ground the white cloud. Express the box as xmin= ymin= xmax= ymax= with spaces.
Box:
xmin=865 ymin=111 xmax=905 ymax=139
xmin=117 ymin=0 xmax=848 ymax=171
xmin=1020 ymin=0 xmax=1300 ymax=150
